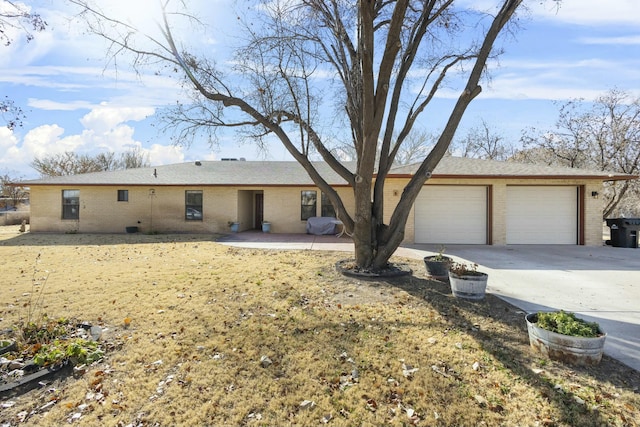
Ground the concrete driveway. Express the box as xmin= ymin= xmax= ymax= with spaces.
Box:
xmin=402 ymin=244 xmax=640 ymax=372
xmin=219 ymin=232 xmax=640 ymax=372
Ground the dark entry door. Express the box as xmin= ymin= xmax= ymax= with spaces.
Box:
xmin=254 ymin=193 xmax=264 ymax=229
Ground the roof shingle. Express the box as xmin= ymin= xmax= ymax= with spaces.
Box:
xmin=21 ymin=157 xmax=635 ymax=186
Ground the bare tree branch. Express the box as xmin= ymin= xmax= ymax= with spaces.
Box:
xmin=517 ymin=89 xmax=640 ymax=217
xmin=71 ymin=0 xmax=526 ymax=268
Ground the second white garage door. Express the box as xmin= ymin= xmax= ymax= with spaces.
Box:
xmin=506 ymin=186 xmax=578 ymax=244
xmin=415 ymin=186 xmax=487 ymax=244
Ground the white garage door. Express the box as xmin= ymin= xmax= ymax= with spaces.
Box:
xmin=415 ymin=186 xmax=487 ymax=244
xmin=506 ymin=186 xmax=578 ymax=244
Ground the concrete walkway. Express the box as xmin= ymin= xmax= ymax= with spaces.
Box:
xmin=218 ymin=232 xmax=640 ymax=372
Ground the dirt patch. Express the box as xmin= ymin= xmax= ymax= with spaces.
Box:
xmin=0 ymin=227 xmax=638 ymax=426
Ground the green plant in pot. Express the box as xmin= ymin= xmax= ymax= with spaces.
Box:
xmin=423 ymin=247 xmax=451 ymax=281
xmin=525 ymin=310 xmax=606 ymax=366
xmin=448 ymin=261 xmax=488 ymax=300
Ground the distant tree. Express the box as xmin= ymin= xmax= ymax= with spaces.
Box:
xmin=394 ymin=130 xmax=440 ymax=166
xmin=1 ymin=1 xmax=47 ymax=130
xmin=31 ymin=149 xmax=151 ymax=177
xmin=519 ymin=89 xmax=640 ymax=218
xmin=0 ymin=173 xmax=28 ymax=209
xmin=72 ymin=0 xmax=526 ymax=269
xmin=117 ymin=146 xmax=150 ymax=169
xmin=455 ymin=119 xmax=512 ymax=160
xmin=329 ymin=130 xmax=437 ymax=166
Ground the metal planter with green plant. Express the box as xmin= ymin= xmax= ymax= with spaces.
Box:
xmin=525 ymin=310 xmax=606 ymax=366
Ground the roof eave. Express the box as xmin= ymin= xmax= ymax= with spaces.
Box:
xmin=385 ymin=173 xmax=638 ymax=181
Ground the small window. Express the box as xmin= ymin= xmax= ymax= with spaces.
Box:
xmin=321 ymin=192 xmax=335 ymax=218
xmin=62 ymin=189 xmax=80 ymax=220
xmin=185 ymin=190 xmax=203 ymax=221
xmin=117 ymin=190 xmax=129 ymax=202
xmin=301 ymin=190 xmax=317 ymax=220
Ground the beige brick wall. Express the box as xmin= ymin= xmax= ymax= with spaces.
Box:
xmin=263 ymin=187 xmax=354 ymax=233
xmin=381 ymin=177 xmax=605 ymax=246
xmin=30 ymin=185 xmax=237 ymax=234
xmin=30 ymin=185 xmax=355 ymax=235
xmin=584 ymin=182 xmax=604 ymax=246
xmin=29 ymin=179 xmax=603 ymax=245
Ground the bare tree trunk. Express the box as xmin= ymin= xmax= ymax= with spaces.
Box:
xmin=70 ymin=0 xmax=525 ymax=270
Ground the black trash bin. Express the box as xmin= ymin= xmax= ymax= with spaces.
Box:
xmin=605 ymin=218 xmax=640 ymax=248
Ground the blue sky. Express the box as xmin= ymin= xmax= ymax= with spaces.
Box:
xmin=1 ymin=0 xmax=639 ymax=179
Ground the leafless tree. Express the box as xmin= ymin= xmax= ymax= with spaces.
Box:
xmin=31 ymin=149 xmax=150 ymax=177
xmin=455 ymin=119 xmax=511 ymax=160
xmin=71 ymin=0 xmax=526 ymax=269
xmin=118 ymin=146 xmax=150 ymax=169
xmin=519 ymin=89 xmax=640 ymax=218
xmin=329 ymin=130 xmax=437 ymax=166
xmin=393 ymin=130 xmax=441 ymax=166
xmin=0 ymin=173 xmax=28 ymax=209
xmin=1 ymin=1 xmax=47 ymax=130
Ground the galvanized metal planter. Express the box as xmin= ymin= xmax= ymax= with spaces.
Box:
xmin=525 ymin=313 xmax=606 ymax=366
xmin=448 ymin=271 xmax=488 ymax=300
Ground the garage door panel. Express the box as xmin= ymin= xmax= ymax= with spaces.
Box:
xmin=415 ymin=186 xmax=487 ymax=244
xmin=506 ymin=186 xmax=577 ymax=244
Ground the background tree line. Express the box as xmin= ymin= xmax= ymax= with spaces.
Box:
xmin=0 ymin=148 xmax=149 ymax=211
xmin=30 ymin=148 xmax=151 ymax=177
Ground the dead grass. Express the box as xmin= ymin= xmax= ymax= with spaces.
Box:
xmin=0 ymin=227 xmax=639 ymax=426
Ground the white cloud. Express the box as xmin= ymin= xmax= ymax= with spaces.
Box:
xmin=0 ymin=128 xmax=21 ymax=174
xmin=27 ymin=99 xmax=96 ymax=111
xmin=80 ymin=105 xmax=155 ymax=134
xmin=147 ymin=144 xmax=185 ymax=166
xmin=464 ymin=55 xmax=640 ymax=102
xmin=529 ymin=0 xmax=640 ymax=26
xmin=2 ymin=64 xmax=186 ymax=108
xmin=21 ymin=124 xmax=75 ymax=158
xmin=457 ymin=0 xmax=640 ymax=26
xmin=480 ymin=76 xmax=606 ymax=101
xmin=0 ymin=104 xmax=181 ymax=177
xmin=578 ymin=35 xmax=640 ymax=45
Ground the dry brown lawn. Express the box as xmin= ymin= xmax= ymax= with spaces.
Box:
xmin=0 ymin=226 xmax=639 ymax=427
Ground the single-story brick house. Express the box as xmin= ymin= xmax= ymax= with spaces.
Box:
xmin=22 ymin=157 xmax=636 ymax=246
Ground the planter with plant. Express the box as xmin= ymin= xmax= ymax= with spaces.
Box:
xmin=448 ymin=262 xmax=488 ymax=300
xmin=228 ymin=221 xmax=240 ymax=233
xmin=525 ymin=310 xmax=606 ymax=366
xmin=423 ymin=247 xmax=452 ymax=281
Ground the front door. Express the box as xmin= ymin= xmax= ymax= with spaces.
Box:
xmin=254 ymin=193 xmax=264 ymax=229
